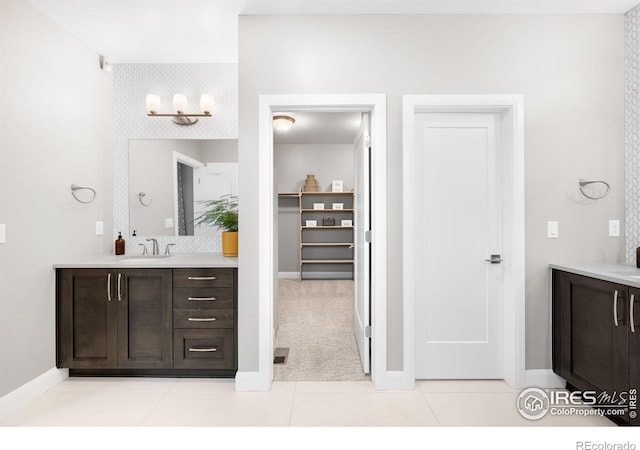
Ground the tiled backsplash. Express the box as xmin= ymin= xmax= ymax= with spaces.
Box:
xmin=112 ymin=63 xmax=238 ymax=254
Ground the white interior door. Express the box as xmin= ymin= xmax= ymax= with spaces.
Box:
xmin=193 ymin=162 xmax=238 ymax=237
xmin=354 ymin=113 xmax=370 ymax=374
xmin=414 ymin=112 xmax=503 ymax=379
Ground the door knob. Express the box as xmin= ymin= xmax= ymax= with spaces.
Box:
xmin=485 ymin=254 xmax=503 ymax=264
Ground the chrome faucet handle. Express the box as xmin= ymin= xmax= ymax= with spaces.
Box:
xmin=165 ymin=243 xmax=176 ymax=255
xmin=139 ymin=243 xmax=148 ymax=255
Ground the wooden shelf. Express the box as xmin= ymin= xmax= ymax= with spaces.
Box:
xmin=301 ymin=191 xmax=354 ymax=196
xmin=301 ymin=226 xmax=354 ymax=230
xmin=301 ymin=209 xmax=354 ymax=213
xmin=301 ymin=260 xmax=355 ymax=264
xmin=278 ymin=192 xmax=300 ymax=197
xmin=301 ymin=243 xmax=354 ymax=247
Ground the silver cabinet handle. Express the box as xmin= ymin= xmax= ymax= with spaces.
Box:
xmin=631 ymin=294 xmax=636 ymax=334
xmin=614 ymin=290 xmax=619 ymax=327
xmin=188 ymin=297 xmax=216 ymax=301
xmin=117 ymin=273 xmax=123 ymax=302
xmin=188 ymin=347 xmax=217 ymax=352
xmin=188 ymin=317 xmax=217 ymax=322
xmin=107 ymin=273 xmax=112 ymax=302
xmin=188 ymin=276 xmax=217 ymax=280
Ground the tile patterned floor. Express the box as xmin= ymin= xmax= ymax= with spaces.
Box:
xmin=0 ymin=378 xmax=617 ymax=427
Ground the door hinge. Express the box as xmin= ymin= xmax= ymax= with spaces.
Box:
xmin=365 ymin=230 xmax=372 ymax=243
xmin=364 ymin=134 xmax=371 ymax=147
xmin=365 ymin=325 xmax=372 ymax=338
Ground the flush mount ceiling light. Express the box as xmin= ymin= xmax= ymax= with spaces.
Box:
xmin=273 ymin=115 xmax=295 ymax=132
xmin=146 ymin=94 xmax=214 ymax=126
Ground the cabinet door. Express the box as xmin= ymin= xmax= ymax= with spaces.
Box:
xmin=629 ymin=286 xmax=640 ymax=425
xmin=554 ymin=271 xmax=629 ymax=412
xmin=117 ymin=269 xmax=172 ymax=369
xmin=58 ymin=269 xmax=118 ymax=368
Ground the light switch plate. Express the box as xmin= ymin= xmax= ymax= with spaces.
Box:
xmin=165 ymin=218 xmax=174 ymax=228
xmin=0 ymin=224 xmax=5 ymax=243
xmin=609 ymin=220 xmax=621 ymax=237
xmin=96 ymin=221 xmax=104 ymax=235
xmin=547 ymin=221 xmax=558 ymax=239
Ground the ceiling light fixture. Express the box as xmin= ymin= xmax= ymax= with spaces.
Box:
xmin=273 ymin=115 xmax=295 ymax=132
xmin=146 ymin=94 xmax=214 ymax=126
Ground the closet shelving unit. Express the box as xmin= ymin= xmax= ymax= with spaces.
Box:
xmin=278 ymin=189 xmax=355 ymax=280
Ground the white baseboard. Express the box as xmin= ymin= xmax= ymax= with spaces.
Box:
xmin=278 ymin=272 xmax=353 ymax=280
xmin=234 ymin=371 xmax=271 ymax=392
xmin=524 ymin=369 xmax=565 ymax=389
xmin=278 ymin=272 xmax=299 ymax=279
xmin=0 ymin=368 xmax=68 ymax=419
xmin=377 ymin=371 xmax=415 ymax=391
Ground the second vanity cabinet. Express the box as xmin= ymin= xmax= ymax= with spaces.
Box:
xmin=552 ymin=269 xmax=640 ymax=425
xmin=56 ymin=266 xmax=237 ymax=376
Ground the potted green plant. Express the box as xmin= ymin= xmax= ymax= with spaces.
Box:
xmin=195 ymin=194 xmax=238 ymax=256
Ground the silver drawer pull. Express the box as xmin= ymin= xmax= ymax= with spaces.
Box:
xmin=614 ymin=290 xmax=619 ymax=327
xmin=188 ymin=297 xmax=216 ymax=301
xmin=188 ymin=317 xmax=217 ymax=322
xmin=107 ymin=273 xmax=112 ymax=302
xmin=188 ymin=347 xmax=217 ymax=352
xmin=188 ymin=276 xmax=217 ymax=280
xmin=631 ymin=294 xmax=636 ymax=334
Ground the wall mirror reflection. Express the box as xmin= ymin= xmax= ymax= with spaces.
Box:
xmin=129 ymin=139 xmax=238 ymax=237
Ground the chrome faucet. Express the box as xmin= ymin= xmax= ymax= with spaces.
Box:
xmin=146 ymin=238 xmax=159 ymax=255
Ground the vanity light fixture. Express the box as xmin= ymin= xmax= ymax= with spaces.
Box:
xmin=273 ymin=115 xmax=295 ymax=132
xmin=145 ymin=94 xmax=214 ymax=126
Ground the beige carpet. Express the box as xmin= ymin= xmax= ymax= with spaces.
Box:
xmin=273 ymin=279 xmax=370 ymax=381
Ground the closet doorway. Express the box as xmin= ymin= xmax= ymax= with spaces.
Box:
xmin=274 ymin=111 xmax=368 ymax=381
xmin=250 ymin=94 xmax=388 ymax=391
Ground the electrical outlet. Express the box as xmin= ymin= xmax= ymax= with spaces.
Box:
xmin=609 ymin=220 xmax=621 ymax=237
xmin=0 ymin=224 xmax=5 ymax=243
xmin=547 ymin=221 xmax=558 ymax=239
xmin=96 ymin=221 xmax=104 ymax=235
xmin=165 ymin=218 xmax=174 ymax=228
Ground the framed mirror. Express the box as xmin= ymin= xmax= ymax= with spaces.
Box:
xmin=128 ymin=139 xmax=238 ymax=237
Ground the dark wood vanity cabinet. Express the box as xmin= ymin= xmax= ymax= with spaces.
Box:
xmin=172 ymin=268 xmax=237 ymax=370
xmin=56 ymin=267 xmax=237 ymax=376
xmin=57 ymin=268 xmax=172 ymax=370
xmin=552 ymin=270 xmax=639 ymax=425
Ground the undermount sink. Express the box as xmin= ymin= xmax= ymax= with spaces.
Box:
xmin=120 ymin=255 xmax=173 ymax=262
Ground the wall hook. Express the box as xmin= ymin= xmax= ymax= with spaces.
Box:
xmin=70 ymin=184 xmax=96 ymax=204
xmin=578 ymin=179 xmax=610 ymax=200
xmin=138 ymin=192 xmax=152 ymax=206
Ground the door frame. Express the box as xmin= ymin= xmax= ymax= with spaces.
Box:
xmin=402 ymin=95 xmax=526 ymax=388
xmin=254 ymin=94 xmax=388 ymax=389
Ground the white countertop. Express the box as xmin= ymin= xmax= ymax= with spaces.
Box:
xmin=550 ymin=262 xmax=640 ymax=288
xmin=53 ymin=253 xmax=238 ymax=269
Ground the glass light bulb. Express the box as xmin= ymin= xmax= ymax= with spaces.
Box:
xmin=173 ymin=94 xmax=188 ymax=113
xmin=200 ymin=94 xmax=214 ymax=115
xmin=145 ymin=94 xmax=161 ymax=114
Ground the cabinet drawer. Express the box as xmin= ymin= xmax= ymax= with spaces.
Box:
xmin=173 ymin=287 xmax=233 ymax=309
xmin=174 ymin=309 xmax=234 ymax=329
xmin=173 ymin=269 xmax=234 ymax=288
xmin=173 ymin=329 xmax=234 ymax=369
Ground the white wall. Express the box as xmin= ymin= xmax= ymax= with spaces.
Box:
xmin=0 ymin=1 xmax=113 ymax=396
xmin=239 ymin=15 xmax=625 ymax=372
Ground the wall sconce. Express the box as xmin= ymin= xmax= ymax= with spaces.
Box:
xmin=146 ymin=94 xmax=214 ymax=126
xmin=273 ymin=115 xmax=295 ymax=132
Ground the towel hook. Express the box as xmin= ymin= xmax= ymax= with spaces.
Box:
xmin=578 ymin=179 xmax=610 ymax=200
xmin=70 ymin=184 xmax=96 ymax=204
xmin=138 ymin=192 xmax=152 ymax=207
